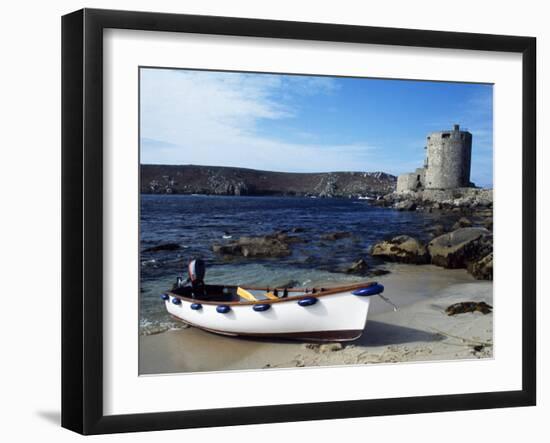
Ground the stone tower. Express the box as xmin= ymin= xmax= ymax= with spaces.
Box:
xmin=424 ymin=124 xmax=472 ymax=190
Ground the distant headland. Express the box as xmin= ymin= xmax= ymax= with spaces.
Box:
xmin=140 ymin=164 xmax=397 ymax=198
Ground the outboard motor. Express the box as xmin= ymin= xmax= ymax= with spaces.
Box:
xmin=188 ymin=259 xmax=206 ymax=283
xmin=188 ymin=258 xmax=206 ymax=298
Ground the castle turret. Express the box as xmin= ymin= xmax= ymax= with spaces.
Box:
xmin=424 ymin=124 xmax=472 ymax=190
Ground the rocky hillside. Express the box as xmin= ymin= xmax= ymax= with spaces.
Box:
xmin=141 ymin=164 xmax=396 ymax=198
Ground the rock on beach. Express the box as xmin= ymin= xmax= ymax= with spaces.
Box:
xmin=427 ymin=227 xmax=492 ymax=269
xmin=468 ymin=252 xmax=493 ymax=280
xmin=371 ymin=235 xmax=429 ymax=264
xmin=344 ymin=258 xmax=369 ymax=274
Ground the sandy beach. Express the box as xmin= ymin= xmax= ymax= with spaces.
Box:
xmin=139 ymin=264 xmax=493 ymax=374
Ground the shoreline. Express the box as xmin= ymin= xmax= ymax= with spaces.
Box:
xmin=139 ymin=264 xmax=493 ymax=374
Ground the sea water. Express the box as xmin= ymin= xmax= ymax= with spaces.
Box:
xmin=139 ymin=195 xmax=441 ymax=334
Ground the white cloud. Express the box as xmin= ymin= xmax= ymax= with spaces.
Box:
xmin=140 ymin=69 xmax=377 ymax=173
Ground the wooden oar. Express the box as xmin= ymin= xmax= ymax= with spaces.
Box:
xmin=237 ymin=287 xmax=258 ymax=302
xmin=264 ymin=291 xmax=279 ymax=300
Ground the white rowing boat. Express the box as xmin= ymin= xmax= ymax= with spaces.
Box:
xmin=161 ymin=281 xmax=384 ymax=341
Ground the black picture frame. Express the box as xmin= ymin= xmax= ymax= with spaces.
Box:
xmin=62 ymin=8 xmax=536 ymax=435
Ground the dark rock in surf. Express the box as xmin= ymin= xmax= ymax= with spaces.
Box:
xmin=278 ymin=279 xmax=301 ymax=288
xmin=452 ymin=217 xmax=473 ymax=230
xmin=370 ymin=268 xmax=391 ymax=276
xmin=320 ymin=231 xmax=352 ymax=241
xmin=394 ymin=200 xmax=417 ymax=211
xmin=274 ymin=232 xmax=304 ymax=244
xmin=427 ymin=224 xmax=446 ymax=238
xmin=142 ymin=243 xmax=180 ymax=253
xmin=345 ymin=258 xmax=369 ymax=275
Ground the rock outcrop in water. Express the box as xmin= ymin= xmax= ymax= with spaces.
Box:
xmin=141 ymin=164 xmax=396 ymax=197
xmin=212 ymin=232 xmax=301 ymax=258
xmin=320 ymin=231 xmax=352 ymax=241
xmin=373 ymin=187 xmax=493 ymax=213
xmin=142 ymin=243 xmax=180 ymax=253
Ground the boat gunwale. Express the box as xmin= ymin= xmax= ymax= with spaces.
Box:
xmin=167 ymin=281 xmax=377 ymax=306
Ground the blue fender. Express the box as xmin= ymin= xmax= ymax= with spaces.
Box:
xmin=253 ymin=304 xmax=271 ymax=312
xmin=352 ymin=283 xmax=384 ymax=296
xmin=171 ymin=297 xmax=182 ymax=305
xmin=190 ymin=303 xmax=203 ymax=310
xmin=216 ymin=305 xmax=231 ymax=314
xmin=298 ymin=297 xmax=318 ymax=307
xmin=160 ymin=293 xmax=170 ymax=301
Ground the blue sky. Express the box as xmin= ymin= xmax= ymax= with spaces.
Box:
xmin=140 ymin=68 xmax=493 ymax=187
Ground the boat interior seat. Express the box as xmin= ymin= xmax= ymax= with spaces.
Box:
xmin=172 ymin=284 xmax=237 ymax=302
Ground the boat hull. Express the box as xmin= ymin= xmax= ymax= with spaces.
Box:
xmin=165 ymin=290 xmax=371 ymax=342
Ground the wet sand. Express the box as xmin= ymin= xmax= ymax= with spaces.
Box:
xmin=139 ymin=264 xmax=493 ymax=374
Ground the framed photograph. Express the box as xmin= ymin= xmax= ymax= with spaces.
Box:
xmin=62 ymin=8 xmax=536 ymax=435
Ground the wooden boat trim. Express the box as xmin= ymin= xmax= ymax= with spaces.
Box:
xmin=168 ymin=281 xmax=377 ymax=306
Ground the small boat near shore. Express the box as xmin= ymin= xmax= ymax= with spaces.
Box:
xmin=161 ymin=281 xmax=384 ymax=341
